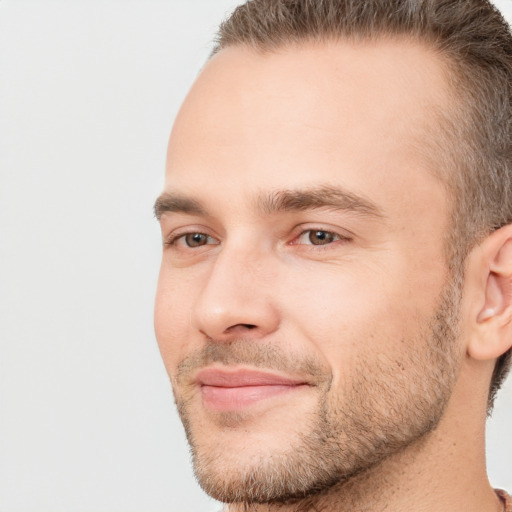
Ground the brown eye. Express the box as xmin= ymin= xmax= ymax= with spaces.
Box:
xmin=184 ymin=233 xmax=209 ymax=247
xmin=168 ymin=231 xmax=219 ymax=249
xmin=308 ymin=230 xmax=337 ymax=245
xmin=294 ymin=229 xmax=343 ymax=247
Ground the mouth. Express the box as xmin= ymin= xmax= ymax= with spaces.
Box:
xmin=195 ymin=367 xmax=311 ymax=411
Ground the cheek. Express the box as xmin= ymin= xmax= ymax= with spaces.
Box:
xmin=281 ymin=261 xmax=436 ymax=383
xmin=154 ymin=266 xmax=197 ymax=372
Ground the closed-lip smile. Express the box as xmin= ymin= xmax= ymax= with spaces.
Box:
xmin=195 ymin=367 xmax=310 ymax=411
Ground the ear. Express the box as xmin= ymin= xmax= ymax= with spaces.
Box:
xmin=467 ymin=224 xmax=512 ymax=361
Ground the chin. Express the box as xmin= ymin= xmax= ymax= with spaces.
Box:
xmin=179 ymin=392 xmax=339 ymax=503
xmin=191 ymin=427 xmax=346 ymax=504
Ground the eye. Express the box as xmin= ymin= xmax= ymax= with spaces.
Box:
xmin=170 ymin=232 xmax=219 ymax=248
xmin=295 ymin=229 xmax=343 ymax=246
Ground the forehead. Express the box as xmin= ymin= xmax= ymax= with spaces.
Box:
xmin=165 ymin=39 xmax=450 ymax=220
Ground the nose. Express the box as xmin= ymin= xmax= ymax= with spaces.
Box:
xmin=192 ymin=246 xmax=280 ymax=341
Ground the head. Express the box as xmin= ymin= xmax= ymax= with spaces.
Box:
xmin=155 ymin=0 xmax=512 ymax=506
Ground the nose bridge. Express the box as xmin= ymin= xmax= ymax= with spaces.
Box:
xmin=192 ymin=240 xmax=279 ymax=339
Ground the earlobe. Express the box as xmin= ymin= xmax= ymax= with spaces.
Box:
xmin=468 ymin=228 xmax=512 ymax=361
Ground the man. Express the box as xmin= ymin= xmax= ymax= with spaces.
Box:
xmin=154 ymin=0 xmax=512 ymax=510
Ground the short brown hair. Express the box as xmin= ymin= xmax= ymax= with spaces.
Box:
xmin=211 ymin=0 xmax=512 ymax=411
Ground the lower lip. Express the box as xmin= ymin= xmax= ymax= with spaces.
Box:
xmin=201 ymin=384 xmax=307 ymax=411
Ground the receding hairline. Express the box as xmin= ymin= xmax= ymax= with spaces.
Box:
xmin=207 ymin=34 xmax=464 ymax=192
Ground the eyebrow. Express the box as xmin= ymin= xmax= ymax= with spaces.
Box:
xmin=257 ymin=185 xmax=383 ymax=218
xmin=154 ymin=193 xmax=208 ymax=220
xmin=154 ymin=185 xmax=383 ymax=220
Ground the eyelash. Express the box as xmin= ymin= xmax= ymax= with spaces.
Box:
xmin=291 ymin=229 xmax=349 ymax=247
xmin=164 ymin=228 xmax=350 ymax=250
xmin=165 ymin=232 xmax=219 ymax=248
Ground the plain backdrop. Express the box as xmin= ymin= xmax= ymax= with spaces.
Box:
xmin=1 ymin=1 xmax=511 ymax=511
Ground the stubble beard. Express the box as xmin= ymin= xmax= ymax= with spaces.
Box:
xmin=172 ymin=281 xmax=462 ymax=507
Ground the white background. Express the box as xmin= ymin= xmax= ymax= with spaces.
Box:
xmin=0 ymin=1 xmax=511 ymax=511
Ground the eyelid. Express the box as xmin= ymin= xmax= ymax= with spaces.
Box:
xmin=288 ymin=225 xmax=353 ymax=246
xmin=177 ymin=233 xmax=219 ymax=247
xmin=295 ymin=230 xmax=341 ymax=245
xmin=163 ymin=226 xmax=220 ymax=247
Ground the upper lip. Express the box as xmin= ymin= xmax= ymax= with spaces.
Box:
xmin=195 ymin=367 xmax=309 ymax=388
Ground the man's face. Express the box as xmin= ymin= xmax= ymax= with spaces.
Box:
xmin=155 ymin=40 xmax=462 ymax=503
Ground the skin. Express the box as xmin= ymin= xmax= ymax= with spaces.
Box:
xmin=155 ymin=40 xmax=511 ymax=512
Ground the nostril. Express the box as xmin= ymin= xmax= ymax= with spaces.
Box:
xmin=227 ymin=323 xmax=257 ymax=332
